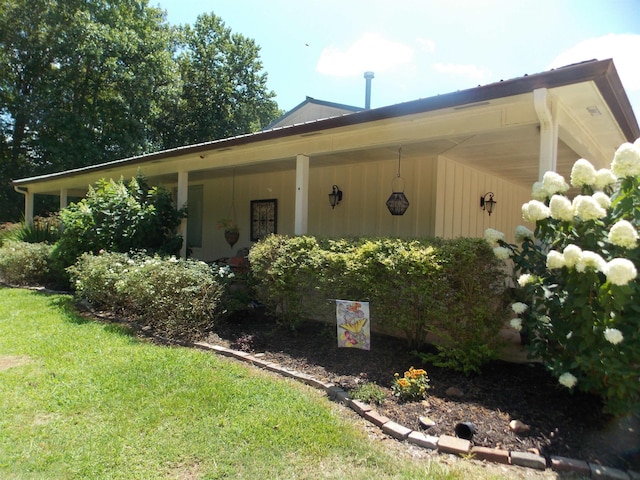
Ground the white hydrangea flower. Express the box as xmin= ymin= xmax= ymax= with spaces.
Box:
xmin=604 ymin=258 xmax=638 ymax=286
xmin=611 ymin=142 xmax=640 ymax=178
xmin=563 ymin=244 xmax=582 ymax=268
xmin=539 ymin=315 xmax=551 ymax=325
xmin=546 ymin=250 xmax=566 ymax=269
xmin=566 ymin=331 xmax=573 ymax=339
xmin=575 ymin=251 xmax=606 ymax=273
xmin=514 ymin=225 xmax=534 ymax=243
xmin=522 ymin=200 xmax=551 ymax=223
xmin=558 ymin=372 xmax=577 ymax=389
xmin=570 ymin=158 xmax=597 ymax=187
xmin=511 ymin=302 xmax=528 ymax=314
xmin=592 ymin=191 xmax=611 ymax=210
xmin=594 ymin=168 xmax=617 ymax=191
xmin=509 ymin=318 xmax=522 ymax=331
xmin=493 ymin=247 xmax=512 ymax=260
xmin=549 ymin=195 xmax=574 ymax=221
xmin=607 ymin=220 xmax=638 ymax=249
xmin=484 ymin=228 xmax=505 ymax=247
xmin=531 ymin=181 xmax=548 ymax=201
xmin=572 ymin=195 xmax=607 ymax=221
xmin=603 ymin=328 xmax=624 ymax=345
xmin=517 ymin=274 xmax=535 ymax=286
xmin=542 ymin=171 xmax=570 ymax=196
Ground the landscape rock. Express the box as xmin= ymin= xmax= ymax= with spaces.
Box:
xmin=419 ymin=416 xmax=436 ymax=429
xmin=509 ymin=419 xmax=531 ymax=434
xmin=445 ymin=386 xmax=464 ymax=398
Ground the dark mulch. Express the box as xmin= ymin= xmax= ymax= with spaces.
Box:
xmin=203 ymin=311 xmax=640 ymax=472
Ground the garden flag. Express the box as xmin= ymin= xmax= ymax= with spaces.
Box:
xmin=336 ymin=300 xmax=370 ymax=350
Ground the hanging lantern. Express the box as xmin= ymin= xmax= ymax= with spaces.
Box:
xmin=386 ymin=147 xmax=409 ymax=216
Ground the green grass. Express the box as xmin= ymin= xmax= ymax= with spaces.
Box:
xmin=0 ymin=288 xmax=511 ymax=479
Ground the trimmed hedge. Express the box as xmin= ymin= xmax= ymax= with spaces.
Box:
xmin=0 ymin=240 xmax=55 ymax=287
xmin=68 ymin=252 xmax=227 ymax=340
xmin=249 ymin=235 xmax=507 ymax=373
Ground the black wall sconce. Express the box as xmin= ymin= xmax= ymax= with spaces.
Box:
xmin=480 ymin=192 xmax=496 ymax=216
xmin=328 ymin=185 xmax=343 ymax=209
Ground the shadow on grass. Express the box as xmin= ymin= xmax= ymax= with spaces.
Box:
xmin=42 ymin=290 xmax=136 ymax=338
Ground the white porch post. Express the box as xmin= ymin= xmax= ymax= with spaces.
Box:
xmin=177 ymin=171 xmax=189 ymax=258
xmin=294 ymin=154 xmax=309 ymax=235
xmin=60 ymin=188 xmax=68 ymax=210
xmin=533 ymin=88 xmax=558 ymax=179
xmin=24 ymin=190 xmax=34 ymax=225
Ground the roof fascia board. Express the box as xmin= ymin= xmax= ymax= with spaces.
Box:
xmin=13 ymin=59 xmax=637 ymax=187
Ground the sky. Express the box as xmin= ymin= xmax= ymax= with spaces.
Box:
xmin=153 ymin=0 xmax=640 ymax=124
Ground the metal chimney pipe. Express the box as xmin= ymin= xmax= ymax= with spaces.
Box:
xmin=364 ymin=71 xmax=374 ymax=109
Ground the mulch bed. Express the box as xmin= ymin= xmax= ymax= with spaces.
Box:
xmin=203 ymin=311 xmax=640 ymax=472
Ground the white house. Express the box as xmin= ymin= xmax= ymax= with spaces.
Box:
xmin=12 ymin=59 xmax=639 ymax=261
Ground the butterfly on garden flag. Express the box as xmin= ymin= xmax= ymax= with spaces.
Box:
xmin=336 ymin=300 xmax=370 ymax=350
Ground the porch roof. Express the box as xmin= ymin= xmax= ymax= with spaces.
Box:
xmin=12 ymin=58 xmax=639 ymax=195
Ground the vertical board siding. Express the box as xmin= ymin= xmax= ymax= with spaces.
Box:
xmin=434 ymin=155 xmax=532 ymax=243
xmin=307 ymin=155 xmax=438 ymax=238
xmin=188 ymin=153 xmax=531 ymax=261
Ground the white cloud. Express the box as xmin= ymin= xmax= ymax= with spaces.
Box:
xmin=431 ymin=62 xmax=490 ymax=81
xmin=416 ymin=37 xmax=436 ymax=53
xmin=548 ymin=34 xmax=640 ymax=92
xmin=316 ymin=33 xmax=413 ymax=77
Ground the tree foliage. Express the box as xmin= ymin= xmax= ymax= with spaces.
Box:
xmin=0 ymin=1 xmax=280 ymax=220
xmin=166 ymin=13 xmax=280 ymax=148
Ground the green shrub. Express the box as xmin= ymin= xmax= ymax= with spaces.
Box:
xmin=248 ymin=235 xmax=507 ymax=373
xmin=350 ymin=382 xmax=386 ymax=405
xmin=248 ymin=234 xmax=324 ymax=329
xmin=3 ymin=215 xmax=61 ymax=244
xmin=0 ymin=240 xmax=54 ymax=286
xmin=415 ymin=238 xmax=508 ymax=375
xmin=491 ymin=140 xmax=640 ymax=415
xmin=68 ymin=252 xmax=226 ymax=340
xmin=55 ymin=175 xmax=185 ymax=268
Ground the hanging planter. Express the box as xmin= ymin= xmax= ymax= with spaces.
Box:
xmin=386 ymin=147 xmax=410 ymax=216
xmin=224 ymin=230 xmax=239 ymax=248
xmin=218 ymin=218 xmax=239 ymax=248
xmin=219 ymin=169 xmax=240 ymax=248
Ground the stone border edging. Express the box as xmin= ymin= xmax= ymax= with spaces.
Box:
xmin=194 ymin=340 xmax=639 ymax=480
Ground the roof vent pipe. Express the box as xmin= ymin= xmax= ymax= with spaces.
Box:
xmin=364 ymin=71 xmax=374 ymax=109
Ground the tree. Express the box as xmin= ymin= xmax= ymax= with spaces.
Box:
xmin=166 ymin=13 xmax=281 ymax=148
xmin=0 ymin=0 xmax=179 ymax=219
xmin=0 ymin=3 xmax=282 ymax=221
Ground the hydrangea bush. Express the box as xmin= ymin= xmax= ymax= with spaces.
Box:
xmin=487 ymin=139 xmax=640 ymax=415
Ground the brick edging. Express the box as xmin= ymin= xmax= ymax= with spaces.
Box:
xmin=194 ymin=341 xmax=638 ymax=479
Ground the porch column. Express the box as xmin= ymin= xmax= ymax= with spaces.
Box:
xmin=177 ymin=171 xmax=189 ymax=258
xmin=24 ymin=190 xmax=34 ymax=225
xmin=533 ymin=88 xmax=558 ymax=179
xmin=294 ymin=154 xmax=309 ymax=235
xmin=60 ymin=189 xmax=68 ymax=210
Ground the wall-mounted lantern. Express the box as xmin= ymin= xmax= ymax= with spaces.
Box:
xmin=328 ymin=185 xmax=343 ymax=209
xmin=480 ymin=192 xmax=496 ymax=216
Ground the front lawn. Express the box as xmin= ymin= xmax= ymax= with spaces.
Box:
xmin=0 ymin=287 xmax=496 ymax=479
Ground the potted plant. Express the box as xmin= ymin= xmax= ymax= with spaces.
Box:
xmin=218 ymin=218 xmax=240 ymax=247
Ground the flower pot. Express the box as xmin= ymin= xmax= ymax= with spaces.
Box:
xmin=224 ymin=230 xmax=239 ymax=248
